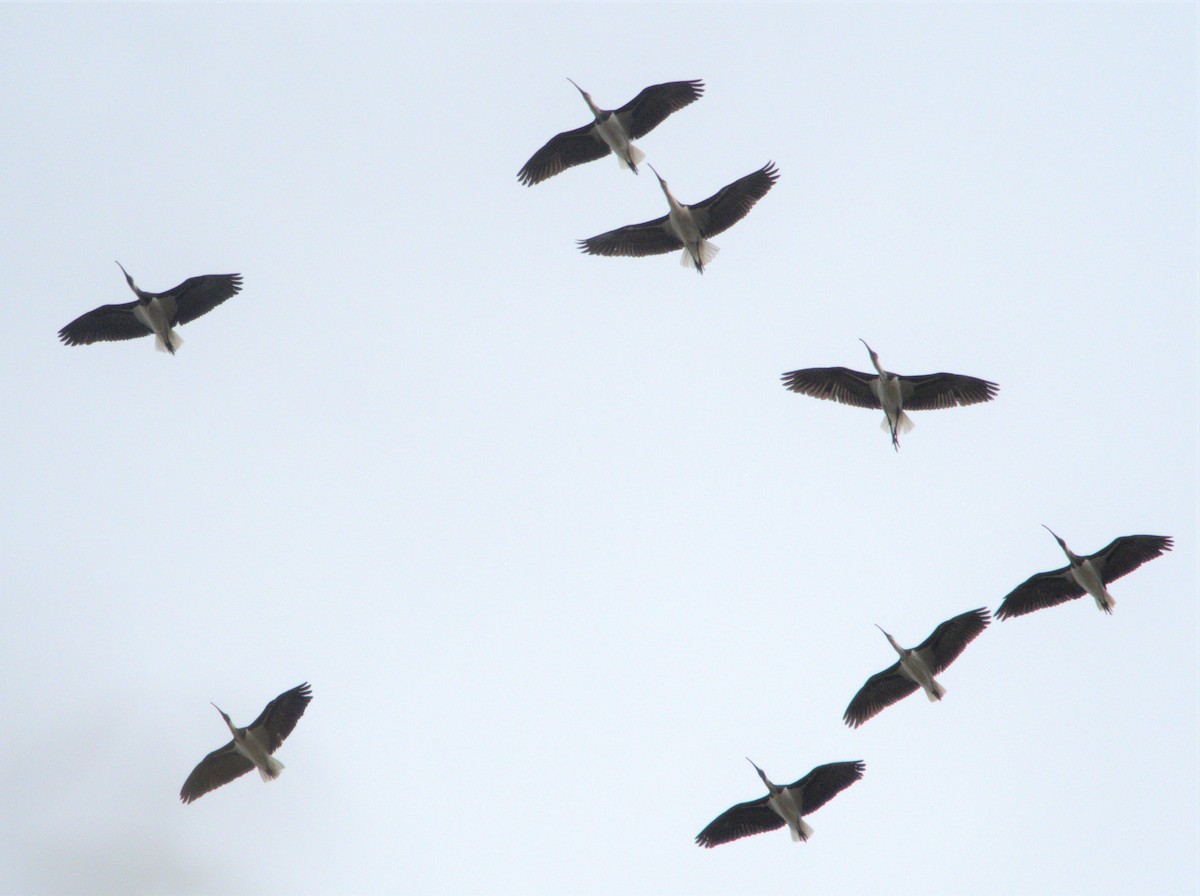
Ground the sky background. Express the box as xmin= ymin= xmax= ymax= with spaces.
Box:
xmin=0 ymin=4 xmax=1195 ymax=895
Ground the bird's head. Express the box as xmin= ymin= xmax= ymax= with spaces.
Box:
xmin=745 ymin=757 xmax=772 ymax=788
xmin=1041 ymin=525 xmax=1069 ymax=553
xmin=860 ymin=339 xmax=888 ymax=377
xmin=646 ymin=164 xmax=675 ymax=202
xmin=115 ymin=261 xmax=137 ymax=294
xmin=875 ymin=623 xmax=903 ymax=653
xmin=566 ymin=78 xmax=599 ymax=116
xmin=211 ymin=703 xmax=236 ymax=734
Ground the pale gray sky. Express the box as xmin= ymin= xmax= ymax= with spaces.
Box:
xmin=1 ymin=4 xmax=1195 ymax=895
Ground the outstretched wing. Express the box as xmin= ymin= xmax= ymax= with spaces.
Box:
xmin=995 ymin=566 xmax=1084 ymax=620
xmin=180 ymin=741 xmax=255 ymax=804
xmin=517 ymin=124 xmax=609 ymax=186
xmin=577 ymin=215 xmax=679 ymax=259
xmin=171 ymin=273 xmax=243 ymax=326
xmin=616 ymin=79 xmax=705 ymax=140
xmin=781 ymin=367 xmax=881 ymax=409
xmin=695 ymin=795 xmax=784 ymax=848
xmin=246 ymin=682 xmax=313 ymax=752
xmin=691 ymin=162 xmax=779 ymax=238
xmin=1094 ymin=535 xmax=1173 ymax=584
xmin=787 ymin=761 xmax=866 ymax=815
xmin=843 ymin=663 xmax=920 ymax=728
xmin=900 ymin=373 xmax=999 ymax=411
xmin=58 ymin=301 xmax=147 ymax=346
xmin=914 ymin=608 xmax=990 ymax=675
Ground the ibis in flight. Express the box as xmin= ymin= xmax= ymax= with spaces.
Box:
xmin=517 ymin=79 xmax=704 ymax=186
xmin=58 ymin=262 xmax=243 ymax=354
xmin=781 ymin=340 xmax=998 ymax=450
xmin=996 ymin=528 xmax=1173 ymax=620
xmin=843 ymin=608 xmax=990 ymax=728
xmin=180 ymin=683 xmax=312 ymax=804
xmin=578 ymin=161 xmax=779 ymax=273
xmin=695 ymin=758 xmax=865 ymax=848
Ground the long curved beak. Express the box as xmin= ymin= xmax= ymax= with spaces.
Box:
xmin=211 ymin=703 xmax=236 ymax=733
xmin=1041 ymin=524 xmax=1067 ymax=550
xmin=745 ymin=757 xmax=766 ymax=781
xmin=114 ymin=260 xmax=135 ymax=289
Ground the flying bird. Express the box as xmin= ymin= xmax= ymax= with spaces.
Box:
xmin=578 ymin=161 xmax=779 ymax=274
xmin=695 ymin=759 xmax=864 ymax=848
xmin=517 ymin=79 xmax=704 ymax=186
xmin=781 ymin=340 xmax=998 ymax=450
xmin=180 ymin=683 xmax=312 ymax=804
xmin=58 ymin=262 xmax=243 ymax=354
xmin=996 ymin=528 xmax=1173 ymax=620
xmin=843 ymin=608 xmax=990 ymax=728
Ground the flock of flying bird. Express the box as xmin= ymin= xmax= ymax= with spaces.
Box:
xmin=54 ymin=78 xmax=1173 ymax=847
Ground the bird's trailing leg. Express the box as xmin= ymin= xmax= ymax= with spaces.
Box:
xmin=882 ymin=410 xmax=913 ymax=450
xmin=258 ymin=755 xmax=285 ymax=781
xmin=681 ymin=241 xmax=719 ymax=274
xmin=790 ymin=816 xmax=814 ymax=841
xmin=619 ymin=144 xmax=646 ymax=174
xmin=155 ymin=330 xmax=183 ymax=355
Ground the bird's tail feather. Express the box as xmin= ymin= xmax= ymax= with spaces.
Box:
xmin=681 ymin=241 xmax=719 ymax=271
xmin=618 ymin=143 xmax=646 ymax=172
xmin=1097 ymin=592 xmax=1116 ymax=614
xmin=927 ymin=679 xmax=946 ymax=702
xmin=155 ymin=329 xmax=183 ymax=354
xmin=791 ymin=817 xmax=814 ymax=841
xmin=258 ymin=755 xmax=285 ymax=781
xmin=881 ymin=411 xmax=914 ymax=435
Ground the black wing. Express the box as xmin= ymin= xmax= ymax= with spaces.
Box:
xmin=170 ymin=274 xmax=243 ymax=326
xmin=58 ymin=300 xmax=147 ymax=346
xmin=995 ymin=566 xmax=1083 ymax=619
xmin=900 ymin=373 xmax=999 ymax=410
xmin=246 ymin=683 xmax=313 ymax=752
xmin=781 ymin=367 xmax=881 ymax=409
xmin=517 ymin=123 xmax=609 ymax=186
xmin=787 ymin=761 xmax=866 ymax=815
xmin=616 ymin=79 xmax=705 ymax=140
xmin=914 ymin=608 xmax=990 ymax=674
xmin=1093 ymin=535 xmax=1173 ymax=584
xmin=843 ymin=663 xmax=921 ymax=728
xmin=180 ymin=741 xmax=255 ymax=804
xmin=576 ymin=215 xmax=680 ymax=259
xmin=691 ymin=162 xmax=779 ymax=238
xmin=695 ymin=795 xmax=784 ymax=848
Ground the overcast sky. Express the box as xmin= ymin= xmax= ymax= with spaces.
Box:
xmin=1 ymin=4 xmax=1195 ymax=895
